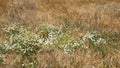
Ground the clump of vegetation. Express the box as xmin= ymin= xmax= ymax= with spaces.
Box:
xmin=0 ymin=23 xmax=108 ymax=67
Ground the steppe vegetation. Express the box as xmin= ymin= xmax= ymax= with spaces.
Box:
xmin=0 ymin=0 xmax=120 ymax=68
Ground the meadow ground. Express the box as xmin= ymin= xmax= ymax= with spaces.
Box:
xmin=0 ymin=0 xmax=120 ymax=68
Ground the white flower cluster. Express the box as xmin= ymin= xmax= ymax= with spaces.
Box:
xmin=2 ymin=24 xmax=24 ymax=35
xmin=63 ymin=40 xmax=82 ymax=54
xmin=42 ymin=29 xmax=62 ymax=45
xmin=2 ymin=27 xmax=41 ymax=55
xmin=83 ymin=32 xmax=106 ymax=46
xmin=62 ymin=32 xmax=106 ymax=54
xmin=1 ymin=24 xmax=63 ymax=56
xmin=1 ymin=24 xmax=107 ymax=55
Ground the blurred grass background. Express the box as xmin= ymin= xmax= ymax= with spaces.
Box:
xmin=0 ymin=0 xmax=120 ymax=68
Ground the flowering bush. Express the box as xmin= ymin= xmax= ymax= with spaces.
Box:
xmin=58 ymin=32 xmax=107 ymax=54
xmin=0 ymin=24 xmax=107 ymax=67
xmin=83 ymin=32 xmax=106 ymax=46
xmin=0 ymin=24 xmax=64 ymax=67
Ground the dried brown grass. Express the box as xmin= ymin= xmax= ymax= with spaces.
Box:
xmin=0 ymin=0 xmax=120 ymax=27
xmin=0 ymin=48 xmax=120 ymax=68
xmin=0 ymin=0 xmax=120 ymax=68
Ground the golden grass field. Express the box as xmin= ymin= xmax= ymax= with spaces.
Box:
xmin=0 ymin=0 xmax=120 ymax=68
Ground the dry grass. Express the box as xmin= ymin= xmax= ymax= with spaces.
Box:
xmin=0 ymin=0 xmax=120 ymax=68
xmin=0 ymin=0 xmax=120 ymax=25
xmin=0 ymin=48 xmax=120 ymax=68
